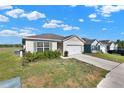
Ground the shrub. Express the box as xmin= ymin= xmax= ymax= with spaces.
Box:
xmin=22 ymin=50 xmax=61 ymax=64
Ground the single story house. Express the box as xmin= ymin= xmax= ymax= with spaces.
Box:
xmin=22 ymin=33 xmax=85 ymax=56
xmin=82 ymin=38 xmax=107 ymax=53
xmin=100 ymin=40 xmax=118 ymax=51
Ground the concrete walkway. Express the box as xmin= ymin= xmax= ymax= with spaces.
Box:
xmin=70 ymin=54 xmax=119 ymax=71
xmin=97 ymin=63 xmax=124 ymax=88
xmin=69 ymin=54 xmax=124 ymax=88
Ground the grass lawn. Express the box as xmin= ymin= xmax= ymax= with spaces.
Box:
xmin=88 ymin=53 xmax=124 ymax=63
xmin=0 ymin=47 xmax=22 ymax=81
xmin=0 ymin=48 xmax=108 ymax=88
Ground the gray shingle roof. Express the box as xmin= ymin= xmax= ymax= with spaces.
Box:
xmin=100 ymin=40 xmax=112 ymax=45
xmin=82 ymin=38 xmax=96 ymax=44
xmin=23 ymin=34 xmax=85 ymax=43
xmin=100 ymin=40 xmax=117 ymax=46
xmin=24 ymin=33 xmax=65 ymax=40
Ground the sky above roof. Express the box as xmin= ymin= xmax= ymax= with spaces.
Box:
xmin=0 ymin=5 xmax=124 ymax=44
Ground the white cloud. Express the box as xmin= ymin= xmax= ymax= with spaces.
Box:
xmin=0 ymin=27 xmax=36 ymax=37
xmin=102 ymin=28 xmax=107 ymax=31
xmin=91 ymin=19 xmax=101 ymax=22
xmin=88 ymin=13 xmax=101 ymax=22
xmin=85 ymin=5 xmax=124 ymax=18
xmin=70 ymin=5 xmax=77 ymax=7
xmin=22 ymin=27 xmax=38 ymax=31
xmin=18 ymin=29 xmax=35 ymax=36
xmin=0 ymin=30 xmax=18 ymax=36
xmin=84 ymin=5 xmax=98 ymax=8
xmin=19 ymin=28 xmax=36 ymax=36
xmin=6 ymin=9 xmax=46 ymax=20
xmin=19 ymin=27 xmax=36 ymax=36
xmin=42 ymin=19 xmax=80 ymax=31
xmin=6 ymin=8 xmax=24 ymax=18
xmin=11 ymin=27 xmax=38 ymax=31
xmin=42 ymin=22 xmax=59 ymax=28
xmin=61 ymin=24 xmax=80 ymax=31
xmin=107 ymin=20 xmax=114 ymax=23
xmin=50 ymin=20 xmax=63 ymax=24
xmin=20 ymin=11 xmax=46 ymax=20
xmin=19 ymin=33 xmax=35 ymax=37
xmin=42 ymin=20 xmax=62 ymax=28
xmin=88 ymin=5 xmax=124 ymax=17
xmin=79 ymin=19 xmax=84 ymax=22
xmin=121 ymin=32 xmax=124 ymax=35
xmin=100 ymin=5 xmax=124 ymax=17
xmin=0 ymin=5 xmax=13 ymax=10
xmin=88 ymin=13 xmax=97 ymax=19
xmin=43 ymin=23 xmax=58 ymax=28
xmin=61 ymin=24 xmax=73 ymax=30
xmin=0 ymin=15 xmax=9 ymax=22
xmin=72 ymin=26 xmax=80 ymax=30
xmin=20 ymin=29 xmax=32 ymax=33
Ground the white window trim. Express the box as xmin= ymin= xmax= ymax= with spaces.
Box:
xmin=36 ymin=41 xmax=50 ymax=52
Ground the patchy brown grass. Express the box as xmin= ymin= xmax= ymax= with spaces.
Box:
xmin=23 ymin=74 xmax=52 ymax=88
xmin=0 ymin=48 xmax=108 ymax=88
xmin=22 ymin=58 xmax=108 ymax=88
xmin=65 ymin=79 xmax=79 ymax=87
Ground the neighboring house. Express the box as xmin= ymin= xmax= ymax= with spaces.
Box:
xmin=82 ymin=38 xmax=107 ymax=53
xmin=100 ymin=40 xmax=118 ymax=51
xmin=22 ymin=33 xmax=85 ymax=56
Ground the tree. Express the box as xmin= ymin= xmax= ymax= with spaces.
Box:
xmin=116 ymin=40 xmax=124 ymax=49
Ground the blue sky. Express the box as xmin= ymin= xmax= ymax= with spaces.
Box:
xmin=0 ymin=5 xmax=124 ymax=44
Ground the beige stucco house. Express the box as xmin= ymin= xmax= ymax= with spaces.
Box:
xmin=22 ymin=33 xmax=85 ymax=56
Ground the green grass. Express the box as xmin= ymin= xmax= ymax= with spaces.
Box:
xmin=0 ymin=48 xmax=108 ymax=88
xmin=88 ymin=53 xmax=124 ymax=63
xmin=0 ymin=48 xmax=22 ymax=81
xmin=22 ymin=59 xmax=107 ymax=88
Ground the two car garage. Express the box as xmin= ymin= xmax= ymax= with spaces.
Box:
xmin=63 ymin=36 xmax=85 ymax=56
xmin=66 ymin=45 xmax=83 ymax=55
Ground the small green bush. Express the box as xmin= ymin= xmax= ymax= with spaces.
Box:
xmin=22 ymin=50 xmax=61 ymax=64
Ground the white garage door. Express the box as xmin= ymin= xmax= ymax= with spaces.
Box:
xmin=66 ymin=45 xmax=82 ymax=55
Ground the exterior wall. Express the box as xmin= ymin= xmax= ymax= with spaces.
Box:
xmin=91 ymin=40 xmax=98 ymax=46
xmin=115 ymin=44 xmax=118 ymax=50
xmin=100 ymin=45 xmax=107 ymax=53
xmin=25 ymin=40 xmax=35 ymax=53
xmin=51 ymin=42 xmax=57 ymax=51
xmin=63 ymin=37 xmax=84 ymax=55
xmin=57 ymin=42 xmax=63 ymax=53
xmin=25 ymin=40 xmax=58 ymax=52
xmin=91 ymin=40 xmax=99 ymax=53
xmin=109 ymin=43 xmax=115 ymax=50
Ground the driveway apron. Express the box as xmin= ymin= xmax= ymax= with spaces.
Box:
xmin=70 ymin=54 xmax=119 ymax=71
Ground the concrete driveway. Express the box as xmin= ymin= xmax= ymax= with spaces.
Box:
xmin=69 ymin=54 xmax=124 ymax=88
xmin=97 ymin=63 xmax=124 ymax=88
xmin=70 ymin=54 xmax=120 ymax=71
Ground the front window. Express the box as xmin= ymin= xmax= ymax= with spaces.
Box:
xmin=37 ymin=48 xmax=43 ymax=52
xmin=92 ymin=46 xmax=97 ymax=50
xmin=97 ymin=45 xmax=100 ymax=50
xmin=44 ymin=42 xmax=49 ymax=47
xmin=36 ymin=42 xmax=50 ymax=52
xmin=37 ymin=42 xmax=43 ymax=47
xmin=92 ymin=46 xmax=95 ymax=50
